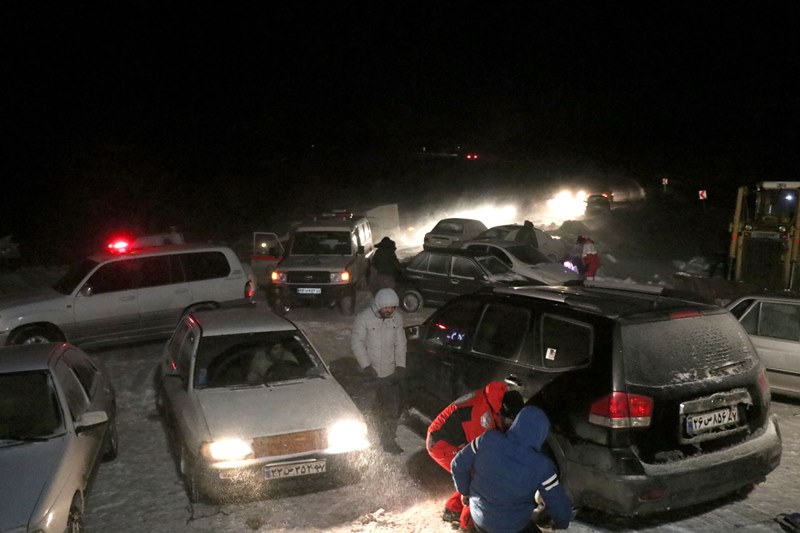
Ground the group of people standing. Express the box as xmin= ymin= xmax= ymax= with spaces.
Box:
xmin=349 ymin=233 xmax=574 ymax=532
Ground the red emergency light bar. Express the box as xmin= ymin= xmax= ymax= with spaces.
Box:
xmin=107 ymin=238 xmax=132 ymax=253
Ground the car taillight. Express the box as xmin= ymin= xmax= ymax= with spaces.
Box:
xmin=245 ymin=280 xmax=254 ymax=299
xmin=589 ymin=392 xmax=653 ymax=428
xmin=669 ymin=310 xmax=701 ymax=320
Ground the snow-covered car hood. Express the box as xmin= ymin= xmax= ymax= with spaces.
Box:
xmin=277 ymin=255 xmax=355 ymax=271
xmin=516 ymin=262 xmax=580 ymax=285
xmin=0 ymin=438 xmax=65 ymax=531
xmin=195 ymin=377 xmax=363 ymax=442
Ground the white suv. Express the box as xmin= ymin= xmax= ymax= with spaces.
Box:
xmin=0 ymin=243 xmax=254 ymax=347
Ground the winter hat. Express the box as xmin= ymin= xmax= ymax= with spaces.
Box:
xmin=500 ymin=390 xmax=524 ymax=419
xmin=484 ymin=381 xmax=509 ymax=413
xmin=373 ymin=288 xmax=400 ymax=309
xmin=576 ymin=235 xmax=586 ymax=244
xmin=376 ymin=236 xmax=396 ymax=250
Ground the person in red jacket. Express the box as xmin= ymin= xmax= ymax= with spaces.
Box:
xmin=577 ymin=235 xmax=601 ymax=280
xmin=426 ymin=382 xmax=524 ymax=531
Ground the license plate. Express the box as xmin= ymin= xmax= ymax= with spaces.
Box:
xmin=686 ymin=406 xmax=739 ymax=435
xmin=264 ymin=459 xmax=326 ymax=479
xmin=297 ymin=287 xmax=322 ymax=295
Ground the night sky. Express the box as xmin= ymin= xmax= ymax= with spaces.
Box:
xmin=4 ymin=3 xmax=800 ymax=263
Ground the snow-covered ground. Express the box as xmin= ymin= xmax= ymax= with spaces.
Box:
xmin=2 ymin=198 xmax=798 ymax=532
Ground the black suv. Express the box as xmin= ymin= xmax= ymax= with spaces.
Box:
xmin=397 ymin=248 xmax=535 ymax=313
xmin=404 ymin=282 xmax=782 ymax=516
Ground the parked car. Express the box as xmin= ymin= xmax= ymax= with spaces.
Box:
xmin=397 ymin=248 xmax=535 ymax=313
xmin=472 ymin=224 xmax=567 ymax=261
xmin=585 ymin=193 xmax=612 ymax=216
xmin=404 ymin=282 xmax=781 ymax=516
xmin=0 ymin=342 xmax=117 ymax=532
xmin=0 ymin=240 xmax=255 ymax=347
xmin=461 ymin=240 xmax=580 ymax=285
xmin=423 ymin=218 xmax=488 ymax=250
xmin=726 ymin=294 xmax=800 ymax=399
xmin=156 ymin=306 xmax=370 ymax=502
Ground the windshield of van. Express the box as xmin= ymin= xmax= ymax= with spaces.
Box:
xmin=53 ymin=258 xmax=99 ymax=294
xmin=290 ymin=231 xmax=352 ymax=255
xmin=621 ymin=313 xmax=757 ymax=386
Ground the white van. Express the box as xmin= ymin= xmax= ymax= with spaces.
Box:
xmin=0 ymin=243 xmax=254 ymax=347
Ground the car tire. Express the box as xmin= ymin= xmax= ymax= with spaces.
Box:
xmin=102 ymin=413 xmax=119 ymax=461
xmin=66 ymin=495 xmax=83 ymax=533
xmin=8 ymin=324 xmax=64 ymax=345
xmin=400 ymin=290 xmax=423 ymax=313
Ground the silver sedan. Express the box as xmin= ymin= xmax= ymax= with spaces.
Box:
xmin=0 ymin=343 xmax=117 ymax=532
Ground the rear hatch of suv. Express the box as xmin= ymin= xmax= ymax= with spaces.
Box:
xmin=617 ymin=308 xmax=771 ymax=464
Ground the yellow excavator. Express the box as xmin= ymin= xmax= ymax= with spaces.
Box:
xmin=728 ymin=181 xmax=800 ymax=291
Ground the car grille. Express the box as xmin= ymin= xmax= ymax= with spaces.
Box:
xmin=286 ymin=271 xmax=330 ymax=284
xmin=252 ymin=429 xmax=327 ymax=458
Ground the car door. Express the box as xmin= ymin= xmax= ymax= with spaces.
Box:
xmin=406 ymin=298 xmax=484 ymax=416
xmin=447 ymin=256 xmax=488 ymax=299
xmin=72 ymin=259 xmax=141 ymax=344
xmin=405 ymin=251 xmax=450 ymax=305
xmin=163 ymin=321 xmax=203 ymax=449
xmin=738 ymin=299 xmax=800 ymax=396
xmin=136 ymin=255 xmax=192 ymax=337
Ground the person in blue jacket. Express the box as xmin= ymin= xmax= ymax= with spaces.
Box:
xmin=451 ymin=405 xmax=572 ymax=533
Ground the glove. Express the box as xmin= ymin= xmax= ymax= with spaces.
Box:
xmin=362 ymin=366 xmax=379 ymax=379
xmin=461 ymin=494 xmax=469 ymax=506
xmin=394 ymin=366 xmax=406 ymax=380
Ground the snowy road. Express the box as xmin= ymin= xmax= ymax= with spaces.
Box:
xmin=81 ymin=300 xmax=800 ymax=533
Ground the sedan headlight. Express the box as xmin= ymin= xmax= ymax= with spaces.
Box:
xmin=326 ymin=419 xmax=369 ymax=453
xmin=200 ymin=438 xmax=254 ymax=462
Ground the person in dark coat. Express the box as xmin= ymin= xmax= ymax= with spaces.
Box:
xmin=451 ymin=405 xmax=573 ymax=533
xmin=427 ymin=383 xmax=524 ymax=530
xmin=370 ymin=236 xmax=403 ymax=293
xmin=515 ymin=220 xmax=539 ymax=249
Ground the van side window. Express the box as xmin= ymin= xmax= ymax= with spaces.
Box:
xmin=425 ymin=299 xmax=483 ymax=349
xmin=180 ymin=252 xmax=231 ymax=281
xmin=539 ymin=314 xmax=593 ymax=369
xmin=473 ymin=303 xmax=531 ymax=360
xmin=87 ymin=260 xmax=138 ymax=294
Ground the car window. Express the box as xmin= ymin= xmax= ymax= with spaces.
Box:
xmin=63 ymin=348 xmax=99 ymax=398
xmin=87 ymin=259 xmax=138 ymax=294
xmin=488 ymin=247 xmax=512 ymax=267
xmin=432 ymin=220 xmax=464 ymax=235
xmin=291 ymin=231 xmax=352 ymax=255
xmin=465 ymin=244 xmax=489 ymax=254
xmin=759 ymin=302 xmax=800 ymax=341
xmin=195 ymin=332 xmax=320 ymax=388
xmin=476 ymin=255 xmax=513 ymax=275
xmin=407 ymin=252 xmax=429 ymax=271
xmin=428 ymin=254 xmax=449 ymax=275
xmin=452 ymin=257 xmax=482 ymax=278
xmin=424 ymin=298 xmax=484 ymax=349
xmin=0 ymin=371 xmax=64 ymax=438
xmin=473 ymin=303 xmax=531 ymax=360
xmin=180 ymin=251 xmax=231 ymax=281
xmin=55 ymin=359 xmax=91 ymax=420
xmin=137 ymin=255 xmax=174 ymax=287
xmin=54 ymin=258 xmax=100 ymax=294
xmin=506 ymin=244 xmax=550 ymax=266
xmin=538 ymin=314 xmax=593 ymax=370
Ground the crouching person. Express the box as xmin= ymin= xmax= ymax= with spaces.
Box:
xmin=451 ymin=405 xmax=572 ymax=533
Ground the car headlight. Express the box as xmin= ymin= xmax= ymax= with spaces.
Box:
xmin=329 ymin=271 xmax=350 ymax=283
xmin=200 ymin=439 xmax=254 ymax=462
xmin=271 ymin=270 xmax=286 ymax=283
xmin=326 ymin=419 xmax=369 ymax=453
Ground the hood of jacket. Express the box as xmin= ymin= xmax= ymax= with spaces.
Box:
xmin=483 ymin=381 xmax=508 ymax=414
xmin=370 ymin=288 xmax=399 ymax=314
xmin=506 ymin=405 xmax=550 ymax=451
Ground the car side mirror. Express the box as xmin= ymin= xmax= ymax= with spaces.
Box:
xmin=80 ymin=284 xmax=94 ymax=297
xmin=75 ymin=410 xmax=109 ymax=434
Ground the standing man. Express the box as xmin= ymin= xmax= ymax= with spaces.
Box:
xmin=427 ymin=383 xmax=524 ymax=531
xmin=577 ymin=235 xmax=601 ymax=280
xmin=351 ymin=287 xmax=407 ymax=454
xmin=370 ymin=236 xmax=403 ymax=293
xmin=451 ymin=405 xmax=573 ymax=533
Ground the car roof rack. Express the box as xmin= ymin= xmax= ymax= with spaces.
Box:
xmin=582 ymin=279 xmax=665 ymax=295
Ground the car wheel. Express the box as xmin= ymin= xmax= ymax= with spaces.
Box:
xmin=66 ymin=495 xmax=83 ymax=533
xmin=180 ymin=445 xmax=203 ymax=503
xmin=8 ymin=325 xmax=63 ymax=345
xmin=102 ymin=413 xmax=119 ymax=461
xmin=400 ymin=290 xmax=423 ymax=313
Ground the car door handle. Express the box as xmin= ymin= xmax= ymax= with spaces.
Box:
xmin=505 ymin=375 xmax=522 ymax=388
xmin=450 ymin=279 xmax=460 ymax=285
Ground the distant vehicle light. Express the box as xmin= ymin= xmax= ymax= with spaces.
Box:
xmin=107 ymin=238 xmax=131 ymax=253
xmin=465 ymin=153 xmax=479 ymax=160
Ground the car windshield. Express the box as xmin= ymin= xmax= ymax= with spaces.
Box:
xmin=53 ymin=258 xmax=99 ymax=294
xmin=290 ymin=231 xmax=352 ymax=255
xmin=476 ymin=255 xmax=512 ymax=275
xmin=505 ymin=244 xmax=551 ymax=265
xmin=0 ymin=370 xmax=65 ymax=441
xmin=193 ymin=331 xmax=326 ymax=389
